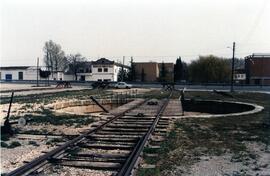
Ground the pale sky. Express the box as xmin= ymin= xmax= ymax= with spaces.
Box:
xmin=1 ymin=0 xmax=270 ymax=66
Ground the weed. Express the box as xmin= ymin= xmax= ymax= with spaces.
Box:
xmin=1 ymin=134 xmax=10 ymax=141
xmin=1 ymin=142 xmax=9 ymax=148
xmin=8 ymin=141 xmax=21 ymax=148
xmin=28 ymin=141 xmax=39 ymax=146
xmin=137 ymin=168 xmax=160 ymax=176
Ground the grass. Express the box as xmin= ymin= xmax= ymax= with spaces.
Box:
xmin=28 ymin=140 xmax=39 ymax=146
xmin=13 ymin=108 xmax=94 ymax=127
xmin=0 ymin=89 xmax=102 ymax=105
xmin=46 ymin=138 xmax=65 ymax=146
xmin=1 ymin=141 xmax=22 ymax=148
xmin=139 ymin=90 xmax=172 ymax=99
xmin=138 ymin=91 xmax=270 ymax=175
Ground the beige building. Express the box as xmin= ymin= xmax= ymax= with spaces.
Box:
xmin=134 ymin=62 xmax=174 ymax=82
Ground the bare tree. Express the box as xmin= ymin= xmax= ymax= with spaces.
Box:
xmin=67 ymin=53 xmax=86 ymax=81
xmin=43 ymin=40 xmax=67 ymax=75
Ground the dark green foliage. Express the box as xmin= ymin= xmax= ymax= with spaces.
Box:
xmin=137 ymin=168 xmax=160 ymax=176
xmin=141 ymin=68 xmax=146 ymax=82
xmin=28 ymin=141 xmax=39 ymax=146
xmin=117 ymin=68 xmax=129 ymax=82
xmin=127 ymin=57 xmax=136 ymax=81
xmin=1 ymin=142 xmax=9 ymax=148
xmin=1 ymin=134 xmax=10 ymax=141
xmin=8 ymin=141 xmax=21 ymax=148
xmin=174 ymin=56 xmax=183 ymax=82
xmin=159 ymin=62 xmax=167 ymax=82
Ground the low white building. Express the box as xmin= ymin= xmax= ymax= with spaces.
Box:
xmin=0 ymin=66 xmax=67 ymax=81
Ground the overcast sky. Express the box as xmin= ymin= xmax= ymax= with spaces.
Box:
xmin=1 ymin=0 xmax=270 ymax=66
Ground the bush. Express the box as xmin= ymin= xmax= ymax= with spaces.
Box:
xmin=1 ymin=142 xmax=9 ymax=148
xmin=28 ymin=141 xmax=39 ymax=146
xmin=8 ymin=141 xmax=21 ymax=148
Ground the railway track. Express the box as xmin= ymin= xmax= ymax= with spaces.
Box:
xmin=7 ymin=91 xmax=175 ymax=176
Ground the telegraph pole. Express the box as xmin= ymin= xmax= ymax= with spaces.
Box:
xmin=230 ymin=42 xmax=235 ymax=92
xmin=36 ymin=57 xmax=39 ymax=87
xmin=121 ymin=56 xmax=125 ymax=81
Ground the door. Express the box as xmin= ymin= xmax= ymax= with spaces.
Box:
xmin=5 ymin=74 xmax=12 ymax=81
xmin=18 ymin=72 xmax=23 ymax=80
xmin=80 ymin=75 xmax=85 ymax=81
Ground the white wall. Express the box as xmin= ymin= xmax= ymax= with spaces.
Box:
xmin=91 ymin=65 xmax=116 ymax=81
xmin=0 ymin=68 xmax=63 ymax=81
xmin=0 ymin=69 xmax=26 ymax=80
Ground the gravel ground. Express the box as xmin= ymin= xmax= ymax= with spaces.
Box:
xmin=0 ymin=137 xmax=56 ymax=174
xmin=184 ymin=142 xmax=270 ymax=176
xmin=44 ymin=166 xmax=116 ymax=176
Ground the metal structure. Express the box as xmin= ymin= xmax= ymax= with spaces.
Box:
xmin=90 ymin=96 xmax=109 ymax=113
xmin=1 ymin=92 xmax=14 ymax=135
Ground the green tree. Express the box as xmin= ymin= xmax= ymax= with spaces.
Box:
xmin=141 ymin=68 xmax=146 ymax=82
xmin=127 ymin=57 xmax=136 ymax=81
xmin=118 ymin=68 xmax=128 ymax=81
xmin=159 ymin=62 xmax=167 ymax=82
xmin=188 ymin=55 xmax=231 ymax=83
xmin=174 ymin=56 xmax=183 ymax=82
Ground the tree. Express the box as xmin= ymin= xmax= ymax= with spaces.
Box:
xmin=141 ymin=68 xmax=146 ymax=82
xmin=67 ymin=53 xmax=86 ymax=81
xmin=117 ymin=68 xmax=128 ymax=81
xmin=127 ymin=57 xmax=136 ymax=81
xmin=188 ymin=55 xmax=231 ymax=83
xmin=174 ymin=56 xmax=183 ymax=82
xmin=43 ymin=40 xmax=67 ymax=75
xmin=182 ymin=62 xmax=189 ymax=81
xmin=159 ymin=62 xmax=167 ymax=82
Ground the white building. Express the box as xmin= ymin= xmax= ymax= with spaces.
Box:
xmin=0 ymin=58 xmax=129 ymax=82
xmin=0 ymin=66 xmax=69 ymax=81
xmin=90 ymin=58 xmax=128 ymax=82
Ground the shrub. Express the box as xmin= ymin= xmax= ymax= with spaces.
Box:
xmin=8 ymin=141 xmax=21 ymax=148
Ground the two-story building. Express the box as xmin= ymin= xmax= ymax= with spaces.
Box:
xmin=91 ymin=58 xmax=128 ymax=82
xmin=245 ymin=53 xmax=270 ymax=85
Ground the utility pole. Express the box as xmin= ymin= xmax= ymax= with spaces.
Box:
xmin=36 ymin=57 xmax=39 ymax=87
xmin=230 ymin=42 xmax=235 ymax=92
xmin=121 ymin=56 xmax=125 ymax=81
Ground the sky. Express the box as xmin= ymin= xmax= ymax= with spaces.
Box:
xmin=1 ymin=0 xmax=270 ymax=66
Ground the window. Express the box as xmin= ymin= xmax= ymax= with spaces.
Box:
xmin=5 ymin=74 xmax=12 ymax=81
xmin=98 ymin=68 xmax=102 ymax=72
xmin=18 ymin=72 xmax=23 ymax=80
xmin=104 ymin=68 xmax=108 ymax=72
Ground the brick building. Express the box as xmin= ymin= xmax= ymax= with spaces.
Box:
xmin=134 ymin=62 xmax=174 ymax=82
xmin=158 ymin=63 xmax=174 ymax=82
xmin=245 ymin=53 xmax=270 ymax=85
